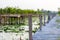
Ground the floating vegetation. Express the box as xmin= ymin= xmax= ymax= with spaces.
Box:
xmin=56 ymin=19 xmax=60 ymax=23
xmin=57 ymin=36 xmax=60 ymax=40
xmin=56 ymin=25 xmax=60 ymax=29
xmin=55 ymin=19 xmax=60 ymax=28
xmin=2 ymin=24 xmax=25 ymax=33
xmin=25 ymin=27 xmax=38 ymax=33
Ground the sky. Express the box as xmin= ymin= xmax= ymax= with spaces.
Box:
xmin=0 ymin=0 xmax=60 ymax=11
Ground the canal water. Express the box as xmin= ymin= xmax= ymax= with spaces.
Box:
xmin=33 ymin=15 xmax=60 ymax=40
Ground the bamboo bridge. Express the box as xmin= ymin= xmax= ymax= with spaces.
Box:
xmin=0 ymin=13 xmax=56 ymax=40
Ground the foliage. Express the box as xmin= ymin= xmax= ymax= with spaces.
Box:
xmin=25 ymin=27 xmax=38 ymax=33
xmin=0 ymin=8 xmax=2 ymax=14
xmin=0 ymin=7 xmax=42 ymax=14
xmin=58 ymin=11 xmax=60 ymax=16
xmin=2 ymin=24 xmax=25 ymax=33
xmin=56 ymin=19 xmax=60 ymax=23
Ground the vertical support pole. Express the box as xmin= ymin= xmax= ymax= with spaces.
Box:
xmin=47 ymin=13 xmax=50 ymax=23
xmin=6 ymin=16 xmax=8 ymax=24
xmin=28 ymin=14 xmax=32 ymax=40
xmin=50 ymin=13 xmax=52 ymax=20
xmin=0 ymin=14 xmax=1 ymax=25
xmin=9 ymin=17 xmax=10 ymax=25
xmin=10 ymin=17 xmax=12 ymax=25
xmin=20 ymin=16 xmax=24 ymax=23
xmin=4 ymin=17 xmax=5 ymax=25
xmin=51 ymin=14 xmax=53 ymax=19
xmin=52 ymin=13 xmax=54 ymax=18
xmin=19 ymin=17 xmax=20 ymax=24
xmin=37 ymin=9 xmax=42 ymax=30
xmin=0 ymin=8 xmax=2 ymax=25
xmin=18 ymin=15 xmax=20 ymax=24
xmin=10 ymin=17 xmax=11 ymax=25
xmin=39 ymin=14 xmax=42 ymax=30
xmin=5 ymin=16 xmax=7 ymax=25
xmin=14 ymin=17 xmax=15 ymax=24
xmin=7 ymin=16 xmax=9 ymax=25
xmin=6 ymin=16 xmax=7 ymax=24
xmin=18 ymin=17 xmax=19 ymax=24
xmin=51 ymin=13 xmax=55 ymax=19
xmin=44 ymin=14 xmax=45 ymax=26
xmin=20 ymin=36 xmax=22 ymax=40
xmin=4 ymin=17 xmax=6 ymax=25
xmin=13 ymin=17 xmax=14 ymax=24
xmin=53 ymin=13 xmax=56 ymax=17
xmin=17 ymin=17 xmax=19 ymax=24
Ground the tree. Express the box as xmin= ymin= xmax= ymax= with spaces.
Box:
xmin=16 ymin=9 xmax=22 ymax=14
xmin=0 ymin=8 xmax=2 ymax=14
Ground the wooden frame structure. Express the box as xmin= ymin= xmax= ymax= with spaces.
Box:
xmin=0 ymin=13 xmax=56 ymax=40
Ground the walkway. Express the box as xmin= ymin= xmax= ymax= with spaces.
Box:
xmin=33 ymin=15 xmax=60 ymax=40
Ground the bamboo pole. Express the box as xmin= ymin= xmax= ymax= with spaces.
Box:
xmin=0 ymin=14 xmax=1 ymax=25
xmin=39 ymin=14 xmax=42 ymax=30
xmin=37 ymin=9 xmax=42 ymax=30
xmin=18 ymin=16 xmax=20 ymax=24
xmin=47 ymin=13 xmax=50 ymax=23
xmin=44 ymin=14 xmax=46 ymax=26
xmin=28 ymin=14 xmax=32 ymax=40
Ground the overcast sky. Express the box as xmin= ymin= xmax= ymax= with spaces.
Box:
xmin=0 ymin=0 xmax=60 ymax=11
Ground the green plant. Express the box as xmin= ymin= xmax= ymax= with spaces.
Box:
xmin=0 ymin=7 xmax=42 ymax=14
xmin=58 ymin=11 xmax=60 ymax=16
xmin=56 ymin=19 xmax=60 ymax=23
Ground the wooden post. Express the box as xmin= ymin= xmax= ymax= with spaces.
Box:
xmin=51 ymin=13 xmax=55 ymax=19
xmin=9 ymin=17 xmax=11 ymax=25
xmin=19 ymin=17 xmax=20 ymax=24
xmin=37 ymin=9 xmax=42 ymax=30
xmin=7 ymin=16 xmax=9 ymax=25
xmin=53 ymin=13 xmax=55 ymax=18
xmin=28 ymin=14 xmax=32 ymax=40
xmin=50 ymin=13 xmax=53 ymax=20
xmin=39 ymin=14 xmax=42 ymax=30
xmin=4 ymin=17 xmax=6 ymax=25
xmin=44 ymin=14 xmax=46 ymax=26
xmin=53 ymin=13 xmax=56 ymax=17
xmin=18 ymin=16 xmax=20 ymax=24
xmin=5 ymin=16 xmax=8 ymax=25
xmin=20 ymin=16 xmax=24 ymax=23
xmin=0 ymin=15 xmax=1 ymax=25
xmin=9 ymin=17 xmax=10 ymax=25
xmin=47 ymin=13 xmax=50 ymax=23
xmin=20 ymin=36 xmax=22 ymax=40
xmin=5 ymin=16 xmax=7 ymax=25
xmin=10 ymin=17 xmax=12 ymax=25
xmin=0 ymin=9 xmax=2 ymax=25
xmin=13 ymin=17 xmax=14 ymax=24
